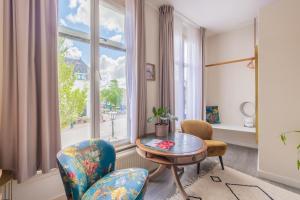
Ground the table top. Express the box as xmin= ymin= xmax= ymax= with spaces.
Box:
xmin=136 ymin=132 xmax=207 ymax=157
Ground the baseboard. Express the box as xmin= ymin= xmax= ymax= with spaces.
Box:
xmin=258 ymin=169 xmax=300 ymax=189
xmin=226 ymin=140 xmax=258 ymax=149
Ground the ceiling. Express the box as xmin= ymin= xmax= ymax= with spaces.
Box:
xmin=148 ymin=0 xmax=273 ymax=36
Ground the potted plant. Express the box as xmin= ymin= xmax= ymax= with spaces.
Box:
xmin=147 ymin=107 xmax=178 ymax=137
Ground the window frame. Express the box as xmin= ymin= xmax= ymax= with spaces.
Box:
xmin=58 ymin=0 xmax=129 ymax=146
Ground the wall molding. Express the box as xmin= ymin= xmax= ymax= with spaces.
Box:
xmin=258 ymin=169 xmax=300 ymax=190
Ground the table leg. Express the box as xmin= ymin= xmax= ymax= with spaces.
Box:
xmin=149 ymin=164 xmax=166 ymax=181
xmin=176 ymin=167 xmax=184 ymax=178
xmin=171 ymin=165 xmax=189 ymax=200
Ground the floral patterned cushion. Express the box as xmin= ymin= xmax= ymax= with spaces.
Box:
xmin=81 ymin=168 xmax=148 ymax=200
xmin=57 ymin=140 xmax=116 ymax=200
xmin=57 ymin=139 xmax=149 ymax=200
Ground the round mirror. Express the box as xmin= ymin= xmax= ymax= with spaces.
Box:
xmin=240 ymin=101 xmax=255 ymax=118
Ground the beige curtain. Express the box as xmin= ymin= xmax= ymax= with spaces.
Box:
xmin=0 ymin=0 xmax=61 ymax=182
xmin=125 ymin=0 xmax=147 ymax=142
xmin=0 ymin=0 xmax=3 ymax=126
xmin=159 ymin=5 xmax=175 ymax=132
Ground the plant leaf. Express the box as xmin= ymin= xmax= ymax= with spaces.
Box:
xmin=152 ymin=107 xmax=157 ymax=116
xmin=297 ymin=144 xmax=300 ymax=150
xmin=160 ymin=117 xmax=168 ymax=121
xmin=147 ymin=116 xmax=156 ymax=123
xmin=167 ymin=113 xmax=178 ymax=121
xmin=297 ymin=160 xmax=300 ymax=170
xmin=280 ymin=134 xmax=287 ymax=145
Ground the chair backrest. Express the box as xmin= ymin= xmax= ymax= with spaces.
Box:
xmin=57 ymin=139 xmax=116 ymax=200
xmin=181 ymin=120 xmax=213 ymax=140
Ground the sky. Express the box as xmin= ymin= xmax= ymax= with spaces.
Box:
xmin=58 ymin=0 xmax=126 ymax=88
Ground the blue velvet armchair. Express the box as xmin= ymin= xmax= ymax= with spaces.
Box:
xmin=57 ymin=139 xmax=148 ymax=200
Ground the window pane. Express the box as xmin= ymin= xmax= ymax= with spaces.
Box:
xmin=99 ymin=46 xmax=127 ymax=142
xmin=58 ymin=38 xmax=91 ymax=148
xmin=99 ymin=0 xmax=125 ymax=45
xmin=58 ymin=0 xmax=90 ymax=34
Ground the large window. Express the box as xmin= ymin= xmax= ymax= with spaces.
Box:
xmin=174 ymin=19 xmax=204 ymax=125
xmin=58 ymin=0 xmax=128 ymax=147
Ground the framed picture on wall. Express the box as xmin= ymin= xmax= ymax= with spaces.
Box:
xmin=206 ymin=106 xmax=221 ymax=124
xmin=146 ymin=63 xmax=155 ymax=81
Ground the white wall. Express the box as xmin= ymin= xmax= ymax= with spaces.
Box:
xmin=145 ymin=3 xmax=159 ymax=133
xmin=205 ymin=25 xmax=257 ymax=148
xmin=258 ymin=0 xmax=300 ymax=189
xmin=206 ymin=25 xmax=256 ymax=126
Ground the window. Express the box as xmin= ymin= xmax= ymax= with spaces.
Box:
xmin=174 ymin=38 xmax=189 ymax=127
xmin=174 ymin=18 xmax=204 ymax=125
xmin=99 ymin=0 xmax=127 ymax=142
xmin=58 ymin=0 xmax=128 ymax=147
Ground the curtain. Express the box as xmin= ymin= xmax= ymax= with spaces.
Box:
xmin=125 ymin=0 xmax=147 ymax=143
xmin=174 ymin=15 xmax=205 ymax=124
xmin=186 ymin=27 xmax=205 ymax=119
xmin=0 ymin=0 xmax=3 ymax=127
xmin=159 ymin=5 xmax=175 ymax=132
xmin=0 ymin=0 xmax=61 ymax=182
xmin=174 ymin=16 xmax=184 ymax=124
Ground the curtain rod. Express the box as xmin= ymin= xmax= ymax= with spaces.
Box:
xmin=145 ymin=1 xmax=202 ymax=29
xmin=174 ymin=10 xmax=201 ymax=28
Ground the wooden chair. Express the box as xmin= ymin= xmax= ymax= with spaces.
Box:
xmin=181 ymin=120 xmax=227 ymax=174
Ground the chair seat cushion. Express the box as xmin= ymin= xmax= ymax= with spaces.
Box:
xmin=204 ymin=140 xmax=227 ymax=157
xmin=82 ymin=168 xmax=148 ymax=200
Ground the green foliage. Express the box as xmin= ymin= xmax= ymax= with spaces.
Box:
xmin=280 ymin=130 xmax=300 ymax=171
xmin=100 ymin=80 xmax=123 ymax=111
xmin=58 ymin=38 xmax=88 ymax=128
xmin=147 ymin=107 xmax=178 ymax=124
xmin=280 ymin=133 xmax=287 ymax=145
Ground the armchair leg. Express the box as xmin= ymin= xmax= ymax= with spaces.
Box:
xmin=219 ymin=156 xmax=224 ymax=170
xmin=197 ymin=162 xmax=200 ymax=174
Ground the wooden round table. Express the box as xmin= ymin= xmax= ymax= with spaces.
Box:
xmin=136 ymin=133 xmax=207 ymax=200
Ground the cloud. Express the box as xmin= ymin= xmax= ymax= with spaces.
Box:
xmin=109 ymin=34 xmax=123 ymax=43
xmin=66 ymin=46 xmax=82 ymax=59
xmin=67 ymin=0 xmax=90 ymax=26
xmin=66 ymin=0 xmax=124 ymax=33
xmin=59 ymin=38 xmax=74 ymax=52
xmin=69 ymin=0 xmax=78 ymax=8
xmin=100 ymin=5 xmax=124 ymax=32
xmin=100 ymin=55 xmax=126 ymax=87
xmin=59 ymin=19 xmax=67 ymax=26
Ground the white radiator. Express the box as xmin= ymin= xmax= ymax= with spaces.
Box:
xmin=116 ymin=148 xmax=157 ymax=171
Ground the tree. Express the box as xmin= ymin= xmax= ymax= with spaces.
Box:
xmin=58 ymin=39 xmax=88 ymax=128
xmin=100 ymin=80 xmax=123 ymax=111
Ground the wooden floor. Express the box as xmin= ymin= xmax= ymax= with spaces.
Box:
xmin=145 ymin=144 xmax=300 ymax=200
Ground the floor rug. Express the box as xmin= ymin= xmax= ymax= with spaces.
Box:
xmin=168 ymin=167 xmax=300 ymax=200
